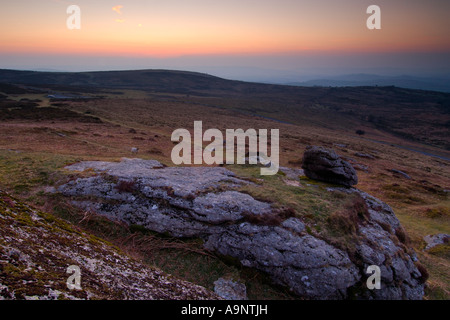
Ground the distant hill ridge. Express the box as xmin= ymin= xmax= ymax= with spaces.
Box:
xmin=0 ymin=69 xmax=234 ymax=92
xmin=1 ymin=68 xmax=449 ymax=95
xmin=288 ymin=74 xmax=450 ymax=93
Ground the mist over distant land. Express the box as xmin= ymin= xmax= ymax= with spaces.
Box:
xmin=1 ymin=51 xmax=449 ymax=92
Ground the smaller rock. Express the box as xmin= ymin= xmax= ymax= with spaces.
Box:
xmin=282 ymin=178 xmax=302 ymax=187
xmin=354 ymin=152 xmax=375 ymax=160
xmin=302 ymin=146 xmax=358 ymax=187
xmin=423 ymin=234 xmax=449 ymax=251
xmin=279 ymin=166 xmax=305 ymax=179
xmin=389 ymin=169 xmax=411 ymax=180
xmin=214 ymin=278 xmax=248 ymax=300
xmin=352 ymin=163 xmax=369 ymax=172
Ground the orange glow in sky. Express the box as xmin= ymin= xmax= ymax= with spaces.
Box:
xmin=1 ymin=0 xmax=449 ymax=58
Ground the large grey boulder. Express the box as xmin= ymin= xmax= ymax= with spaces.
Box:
xmin=57 ymin=158 xmax=424 ymax=300
xmin=302 ymin=146 xmax=358 ymax=187
xmin=205 ymin=223 xmax=360 ymax=299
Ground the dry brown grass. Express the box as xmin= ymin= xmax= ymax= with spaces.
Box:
xmin=242 ymin=207 xmax=296 ymax=226
xmin=0 ymin=87 xmax=448 ymax=299
xmin=118 ymin=232 xmax=216 ymax=259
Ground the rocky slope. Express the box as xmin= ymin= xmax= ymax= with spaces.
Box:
xmin=0 ymin=189 xmax=218 ymax=300
xmin=55 ymin=157 xmax=426 ymax=299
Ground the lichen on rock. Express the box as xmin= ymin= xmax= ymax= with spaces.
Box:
xmin=0 ymin=189 xmax=218 ymax=300
xmin=55 ymin=158 xmax=425 ymax=300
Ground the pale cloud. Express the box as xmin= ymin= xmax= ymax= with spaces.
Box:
xmin=115 ymin=19 xmax=125 ymax=23
xmin=112 ymin=5 xmax=123 ymax=14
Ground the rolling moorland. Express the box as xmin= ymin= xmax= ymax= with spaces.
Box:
xmin=288 ymin=74 xmax=450 ymax=94
xmin=0 ymin=69 xmax=449 ymax=299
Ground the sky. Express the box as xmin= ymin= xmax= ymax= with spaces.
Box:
xmin=1 ymin=0 xmax=449 ymax=82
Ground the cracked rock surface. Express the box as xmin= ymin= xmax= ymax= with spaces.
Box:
xmin=57 ymin=158 xmax=425 ymax=299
